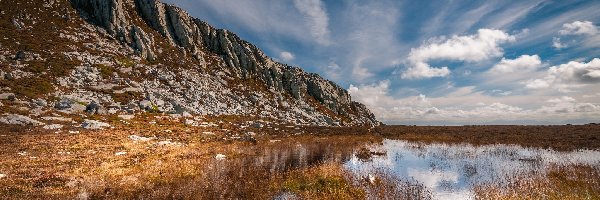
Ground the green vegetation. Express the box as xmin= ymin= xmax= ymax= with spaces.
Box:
xmin=116 ymin=57 xmax=136 ymax=68
xmin=283 ymin=163 xmax=365 ymax=199
xmin=1 ymin=77 xmax=54 ymax=98
xmin=94 ymin=64 xmax=116 ymax=79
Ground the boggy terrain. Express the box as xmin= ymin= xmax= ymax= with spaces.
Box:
xmin=376 ymin=124 xmax=600 ymax=151
xmin=0 ymin=117 xmax=599 ymax=199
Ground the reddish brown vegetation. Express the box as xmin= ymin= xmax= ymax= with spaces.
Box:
xmin=377 ymin=125 xmax=600 ymax=151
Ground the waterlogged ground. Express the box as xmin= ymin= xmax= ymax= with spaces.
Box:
xmin=1 ymin=124 xmax=600 ymax=199
xmin=345 ymin=140 xmax=600 ymax=199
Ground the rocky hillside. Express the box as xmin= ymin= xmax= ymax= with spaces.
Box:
xmin=0 ymin=0 xmax=378 ymax=128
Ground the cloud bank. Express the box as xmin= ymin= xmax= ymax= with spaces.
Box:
xmin=402 ymin=29 xmax=515 ymax=79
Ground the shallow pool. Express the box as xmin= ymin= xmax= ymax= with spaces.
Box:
xmin=345 ymin=139 xmax=600 ymax=199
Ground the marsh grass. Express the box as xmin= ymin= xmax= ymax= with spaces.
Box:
xmin=474 ymin=164 xmax=600 ymax=200
xmin=1 ymin=122 xmax=599 ymax=199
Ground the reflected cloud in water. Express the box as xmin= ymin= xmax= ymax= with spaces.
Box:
xmin=345 ymin=140 xmax=600 ymax=200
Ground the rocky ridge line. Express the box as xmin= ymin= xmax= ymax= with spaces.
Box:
xmin=0 ymin=0 xmax=378 ymax=127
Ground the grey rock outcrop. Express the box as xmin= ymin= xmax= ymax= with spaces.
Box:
xmin=0 ymin=114 xmax=45 ymax=126
xmin=71 ymin=0 xmax=156 ymax=60
xmin=0 ymin=0 xmax=382 ymax=126
xmin=70 ymin=0 xmax=378 ymax=125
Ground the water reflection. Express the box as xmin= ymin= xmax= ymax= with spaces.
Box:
xmin=345 ymin=139 xmax=600 ymax=200
xmin=255 ymin=142 xmax=354 ymax=172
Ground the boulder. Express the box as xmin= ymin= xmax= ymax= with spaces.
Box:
xmin=0 ymin=93 xmax=15 ymax=100
xmin=55 ymin=98 xmax=86 ymax=113
xmin=0 ymin=114 xmax=44 ymax=126
xmin=86 ymin=101 xmax=108 ymax=115
xmin=14 ymin=51 xmax=35 ymax=61
xmin=81 ymin=119 xmax=110 ymax=129
xmin=54 ymin=98 xmax=74 ymax=110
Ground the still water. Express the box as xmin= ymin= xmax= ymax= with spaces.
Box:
xmin=345 ymin=139 xmax=600 ymax=199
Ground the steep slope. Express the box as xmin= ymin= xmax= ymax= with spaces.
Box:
xmin=0 ymin=0 xmax=378 ymax=126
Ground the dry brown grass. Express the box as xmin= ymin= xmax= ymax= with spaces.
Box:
xmin=0 ymin=120 xmax=384 ymax=199
xmin=281 ymin=162 xmax=366 ymax=199
xmin=1 ymin=119 xmax=599 ymax=199
xmin=474 ymin=165 xmax=600 ymax=200
xmin=377 ymin=125 xmax=600 ymax=151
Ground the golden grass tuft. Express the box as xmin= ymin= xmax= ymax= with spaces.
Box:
xmin=474 ymin=165 xmax=600 ymax=200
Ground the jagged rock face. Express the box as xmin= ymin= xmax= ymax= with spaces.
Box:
xmin=0 ymin=0 xmax=378 ymax=126
xmin=121 ymin=0 xmax=360 ymax=116
xmin=71 ymin=0 xmax=129 ymax=38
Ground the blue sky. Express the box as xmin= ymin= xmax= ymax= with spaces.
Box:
xmin=162 ymin=0 xmax=600 ymax=125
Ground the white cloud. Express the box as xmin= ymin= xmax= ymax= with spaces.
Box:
xmin=293 ymin=0 xmax=331 ymax=45
xmin=552 ymin=37 xmax=567 ymax=49
xmin=525 ymin=58 xmax=600 ymax=91
xmin=525 ymin=79 xmax=550 ymax=89
xmin=352 ymin=66 xmax=375 ymax=81
xmin=538 ymin=96 xmax=600 ymax=114
xmin=559 ymin=21 xmax=598 ymax=35
xmin=402 ymin=29 xmax=515 ymax=79
xmin=408 ymin=29 xmax=516 ymax=63
xmin=489 ymin=55 xmax=542 ymax=73
xmin=400 ymin=62 xmax=450 ymax=79
xmin=554 ymin=21 xmax=600 ymax=50
xmin=349 ymin=81 xmax=600 ymax=124
xmin=547 ymin=96 xmax=575 ymax=103
xmin=279 ymin=51 xmax=295 ymax=61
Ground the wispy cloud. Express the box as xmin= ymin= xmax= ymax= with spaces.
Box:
xmin=162 ymin=0 xmax=600 ymax=124
xmin=293 ymin=0 xmax=331 ymax=45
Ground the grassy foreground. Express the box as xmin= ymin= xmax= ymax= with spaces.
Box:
xmin=0 ymin=116 xmax=599 ymax=199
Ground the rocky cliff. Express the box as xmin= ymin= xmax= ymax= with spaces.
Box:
xmin=0 ymin=0 xmax=378 ymax=127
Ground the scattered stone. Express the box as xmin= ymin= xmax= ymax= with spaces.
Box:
xmin=138 ymin=100 xmax=153 ymax=111
xmin=12 ymin=18 xmax=24 ymax=30
xmin=128 ymin=135 xmax=154 ymax=142
xmin=0 ymin=114 xmax=44 ymax=126
xmin=184 ymin=119 xmax=199 ymax=126
xmin=33 ymin=99 xmax=47 ymax=107
xmin=81 ymin=119 xmax=110 ymax=129
xmin=273 ymin=191 xmax=300 ymax=200
xmin=41 ymin=116 xmax=74 ymax=122
xmin=43 ymin=124 xmax=64 ymax=130
xmin=252 ymin=122 xmax=264 ymax=128
xmin=54 ymin=99 xmax=86 ymax=113
xmin=55 ymin=99 xmax=72 ymax=109
xmin=368 ymin=174 xmax=376 ymax=184
xmin=0 ymin=174 xmax=6 ymax=179
xmin=85 ymin=101 xmax=107 ymax=115
xmin=69 ymin=131 xmax=80 ymax=134
xmin=14 ymin=51 xmax=32 ymax=60
xmin=215 ymin=154 xmax=226 ymax=160
xmin=0 ymin=93 xmax=15 ymax=100
xmin=182 ymin=111 xmax=192 ymax=118
xmin=118 ymin=115 xmax=135 ymax=120
xmin=156 ymin=140 xmax=181 ymax=146
xmin=17 ymin=151 xmax=27 ymax=156
xmin=115 ymin=151 xmax=127 ymax=156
